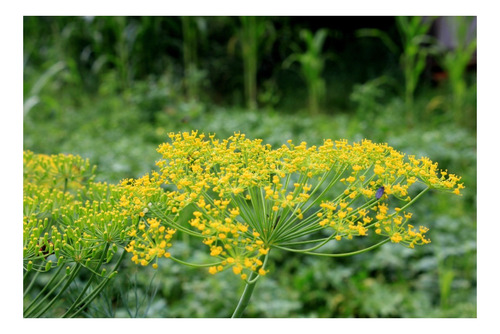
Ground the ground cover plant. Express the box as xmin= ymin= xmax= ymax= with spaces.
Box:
xmin=23 ymin=16 xmax=476 ymax=318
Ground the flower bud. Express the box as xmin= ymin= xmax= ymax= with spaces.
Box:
xmin=64 ymin=243 xmax=74 ymax=252
xmin=106 ymin=249 xmax=114 ymax=262
xmin=45 ymin=261 xmax=52 ymax=271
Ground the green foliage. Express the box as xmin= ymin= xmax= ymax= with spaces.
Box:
xmin=23 ymin=16 xmax=476 ymax=318
xmin=349 ymin=76 xmax=398 ymax=123
xmin=234 ymin=16 xmax=276 ymax=109
xmin=357 ymin=16 xmax=438 ymax=125
xmin=438 ymin=17 xmax=477 ymax=126
xmin=283 ymin=28 xmax=330 ymax=114
xmin=181 ymin=17 xmax=209 ymax=101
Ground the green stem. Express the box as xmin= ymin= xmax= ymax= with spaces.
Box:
xmin=65 ymin=248 xmax=128 ymax=318
xmin=169 ymin=255 xmax=223 ymax=268
xmin=61 ymin=243 xmax=110 ymax=317
xmin=23 ymin=264 xmax=65 ymax=315
xmin=231 ymin=252 xmax=269 ymax=318
xmin=279 ymin=237 xmax=332 ymax=246
xmin=246 ymin=187 xmax=266 ymax=237
xmin=150 ymin=205 xmax=204 ymax=238
xmin=23 ymin=269 xmax=41 ymax=298
xmin=301 ymin=164 xmax=348 ymax=214
xmin=274 ymin=238 xmax=390 ymax=257
xmin=32 ymin=264 xmax=82 ymax=318
xmin=398 ymin=186 xmax=429 ymax=212
xmin=231 ymin=270 xmax=258 ymax=318
xmin=272 ymin=165 xmax=348 ymax=242
xmin=25 ymin=263 xmax=82 ymax=317
xmin=282 ymin=230 xmax=339 ymax=253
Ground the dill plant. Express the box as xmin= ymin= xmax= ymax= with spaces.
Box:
xmin=121 ymin=131 xmax=464 ymax=317
xmin=23 ymin=151 xmax=137 ymax=317
xmin=23 ymin=132 xmax=464 ymax=317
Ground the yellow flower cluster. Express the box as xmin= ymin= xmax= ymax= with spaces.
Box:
xmin=23 ymin=132 xmax=463 ymax=280
xmin=119 ymin=174 xmax=164 ymax=217
xmin=23 ymin=152 xmax=135 ymax=273
xmin=125 ymin=218 xmax=176 ymax=268
xmin=23 ymin=150 xmax=96 ymax=192
xmin=191 ymin=201 xmax=269 ymax=280
xmin=407 ymin=156 xmax=465 ymax=195
xmin=122 ymin=131 xmax=463 ymax=279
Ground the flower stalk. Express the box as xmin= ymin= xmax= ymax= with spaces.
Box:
xmin=231 ymin=270 xmax=259 ymax=318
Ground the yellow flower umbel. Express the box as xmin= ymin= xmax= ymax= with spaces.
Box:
xmin=23 ymin=152 xmax=135 ymax=273
xmin=126 ymin=218 xmax=176 ymax=268
xmin=23 ymin=151 xmax=137 ymax=317
xmin=123 ymin=131 xmax=463 ymax=282
xmin=22 ymin=135 xmax=463 ymax=318
xmin=23 ymin=150 xmax=96 ymax=192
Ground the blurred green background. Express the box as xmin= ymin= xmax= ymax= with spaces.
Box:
xmin=23 ymin=16 xmax=476 ymax=317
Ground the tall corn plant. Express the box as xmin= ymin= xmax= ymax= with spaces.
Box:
xmin=438 ymin=16 xmax=476 ymax=126
xmin=357 ymin=16 xmax=436 ymax=125
xmin=181 ymin=16 xmax=207 ymax=101
xmin=106 ymin=17 xmax=139 ymax=90
xmin=396 ymin=16 xmax=436 ymax=124
xmin=283 ymin=28 xmax=330 ymax=115
xmin=236 ymin=17 xmax=274 ymax=110
xmin=52 ymin=17 xmax=139 ymax=92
